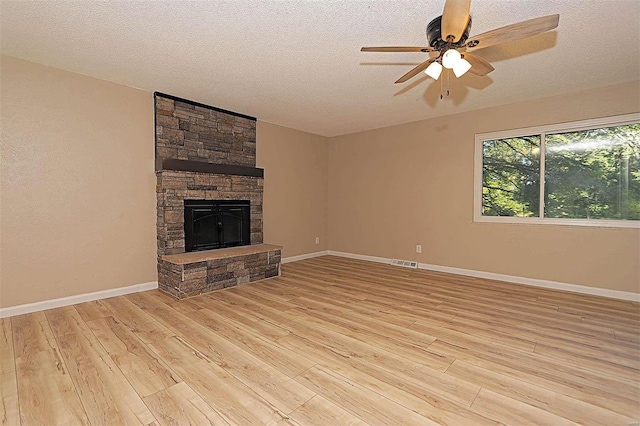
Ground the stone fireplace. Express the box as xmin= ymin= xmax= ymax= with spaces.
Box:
xmin=154 ymin=93 xmax=281 ymax=298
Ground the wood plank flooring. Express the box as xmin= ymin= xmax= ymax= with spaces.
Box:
xmin=2 ymin=255 xmax=639 ymax=425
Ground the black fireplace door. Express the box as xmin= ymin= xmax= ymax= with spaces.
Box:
xmin=184 ymin=200 xmax=250 ymax=252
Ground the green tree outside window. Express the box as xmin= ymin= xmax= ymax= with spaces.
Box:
xmin=481 ymin=123 xmax=640 ymax=221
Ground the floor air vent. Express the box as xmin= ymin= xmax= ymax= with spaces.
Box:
xmin=391 ymin=259 xmax=418 ymax=269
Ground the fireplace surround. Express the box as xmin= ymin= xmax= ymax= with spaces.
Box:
xmin=154 ymin=92 xmax=280 ymax=298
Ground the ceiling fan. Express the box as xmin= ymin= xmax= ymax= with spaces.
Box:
xmin=361 ymin=0 xmax=559 ymax=98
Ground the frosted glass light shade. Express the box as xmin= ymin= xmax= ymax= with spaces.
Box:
xmin=453 ymin=58 xmax=472 ymax=77
xmin=442 ymin=49 xmax=461 ymax=69
xmin=424 ymin=61 xmax=443 ymax=80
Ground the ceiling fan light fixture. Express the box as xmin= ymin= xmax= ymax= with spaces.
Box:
xmin=441 ymin=49 xmax=461 ymax=69
xmin=424 ymin=61 xmax=443 ymax=80
xmin=452 ymin=57 xmax=472 ymax=77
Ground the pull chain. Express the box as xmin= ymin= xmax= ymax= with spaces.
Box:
xmin=444 ymin=68 xmax=450 ymax=97
xmin=440 ymin=68 xmax=451 ymax=100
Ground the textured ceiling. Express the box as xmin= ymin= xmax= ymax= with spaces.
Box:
xmin=1 ymin=0 xmax=639 ymax=137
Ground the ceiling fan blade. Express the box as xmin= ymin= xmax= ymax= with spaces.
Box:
xmin=466 ymin=14 xmax=559 ymax=51
xmin=462 ymin=53 xmax=494 ymax=76
xmin=395 ymin=58 xmax=437 ymax=84
xmin=441 ymin=0 xmax=471 ymax=42
xmin=361 ymin=46 xmax=434 ymax=53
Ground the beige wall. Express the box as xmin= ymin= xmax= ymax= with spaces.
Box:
xmin=0 ymin=55 xmax=157 ymax=308
xmin=328 ymin=80 xmax=640 ymax=294
xmin=0 ymin=56 xmax=330 ymax=308
xmin=256 ymin=122 xmax=328 ymax=258
xmin=1 ymin=55 xmax=637 ymax=308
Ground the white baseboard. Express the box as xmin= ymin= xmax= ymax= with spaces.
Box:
xmin=282 ymin=250 xmax=329 ymax=264
xmin=3 ymin=248 xmax=636 ymax=318
xmin=0 ymin=281 xmax=158 ymax=318
xmin=327 ymin=250 xmax=392 ymax=265
xmin=327 ymin=250 xmax=640 ymax=302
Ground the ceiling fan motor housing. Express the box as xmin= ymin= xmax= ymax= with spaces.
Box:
xmin=427 ymin=15 xmax=472 ymax=49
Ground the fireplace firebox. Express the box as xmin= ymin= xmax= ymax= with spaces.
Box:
xmin=184 ymin=200 xmax=250 ymax=252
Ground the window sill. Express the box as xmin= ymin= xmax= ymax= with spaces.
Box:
xmin=474 ymin=216 xmax=640 ymax=229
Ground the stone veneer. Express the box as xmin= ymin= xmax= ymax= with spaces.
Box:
xmin=155 ymin=93 xmax=274 ymax=299
xmin=155 ymin=94 xmax=256 ymax=167
xmin=156 ymin=170 xmax=263 ymax=256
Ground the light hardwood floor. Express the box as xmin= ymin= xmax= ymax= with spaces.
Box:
xmin=2 ymin=256 xmax=639 ymax=425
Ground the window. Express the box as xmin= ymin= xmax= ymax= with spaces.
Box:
xmin=474 ymin=114 xmax=640 ymax=228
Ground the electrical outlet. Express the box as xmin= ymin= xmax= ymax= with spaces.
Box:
xmin=416 ymin=244 xmax=422 ymax=253
xmin=315 ymin=237 xmax=320 ymax=244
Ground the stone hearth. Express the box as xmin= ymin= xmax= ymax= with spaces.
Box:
xmin=158 ymin=244 xmax=281 ymax=299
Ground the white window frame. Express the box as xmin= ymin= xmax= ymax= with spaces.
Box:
xmin=474 ymin=113 xmax=640 ymax=229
